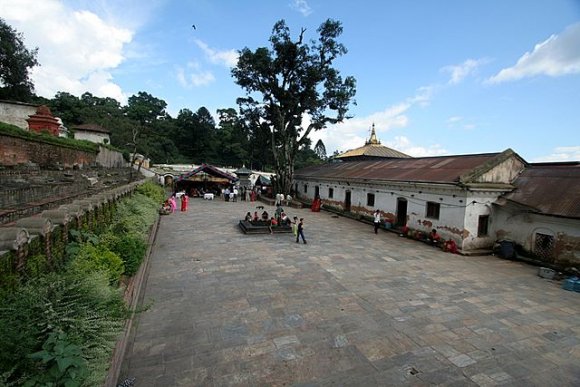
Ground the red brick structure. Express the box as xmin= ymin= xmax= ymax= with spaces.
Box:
xmin=26 ymin=105 xmax=60 ymax=136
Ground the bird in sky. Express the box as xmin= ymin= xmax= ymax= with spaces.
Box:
xmin=192 ymin=24 xmax=196 ymax=30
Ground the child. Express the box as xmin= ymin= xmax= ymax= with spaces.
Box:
xmin=296 ymin=218 xmax=307 ymax=244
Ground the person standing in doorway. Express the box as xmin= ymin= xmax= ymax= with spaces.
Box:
xmin=296 ymin=218 xmax=307 ymax=244
xmin=373 ymin=209 xmax=381 ymax=234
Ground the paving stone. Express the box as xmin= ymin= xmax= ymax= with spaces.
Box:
xmin=119 ymin=199 xmax=580 ymax=386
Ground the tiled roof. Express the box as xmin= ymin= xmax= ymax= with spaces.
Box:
xmin=335 ymin=144 xmax=411 ymax=159
xmin=502 ymin=162 xmax=580 ymax=218
xmin=296 ymin=152 xmax=505 ymax=184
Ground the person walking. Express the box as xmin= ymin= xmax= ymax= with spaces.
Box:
xmin=296 ymin=218 xmax=307 ymax=244
xmin=373 ymin=209 xmax=381 ymax=234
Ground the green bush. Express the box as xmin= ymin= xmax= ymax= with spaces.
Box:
xmin=0 ymin=270 xmax=126 ymax=385
xmin=68 ymin=244 xmax=124 ymax=285
xmin=135 ymin=180 xmax=165 ymax=203
xmin=26 ymin=331 xmax=88 ymax=387
xmin=100 ymin=232 xmax=147 ymax=276
xmin=111 ymin=193 xmax=158 ymax=239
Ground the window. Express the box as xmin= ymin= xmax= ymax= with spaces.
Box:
xmin=478 ymin=215 xmax=489 ymax=237
xmin=295 ymin=183 xmax=298 ymax=193
xmin=426 ymin=202 xmax=440 ymax=219
xmin=304 ymin=184 xmax=308 ymax=193
xmin=534 ymin=233 xmax=555 ymax=259
xmin=328 ymin=188 xmax=334 ymax=199
xmin=315 ymin=186 xmax=320 ymax=198
xmin=367 ymin=193 xmax=375 ymax=207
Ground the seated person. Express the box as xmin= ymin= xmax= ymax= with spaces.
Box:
xmin=253 ymin=211 xmax=259 ymax=222
xmin=280 ymin=212 xmax=289 ymax=225
xmin=261 ymin=211 xmax=269 ymax=221
xmin=268 ymin=217 xmax=278 ymax=234
xmin=244 ymin=212 xmax=252 ymax=222
xmin=428 ymin=229 xmax=441 ymax=246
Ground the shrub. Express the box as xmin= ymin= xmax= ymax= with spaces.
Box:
xmin=135 ymin=180 xmax=165 ymax=203
xmin=0 ymin=270 xmax=126 ymax=385
xmin=68 ymin=244 xmax=124 ymax=285
xmin=100 ymin=232 xmax=147 ymax=276
xmin=111 ymin=193 xmax=158 ymax=239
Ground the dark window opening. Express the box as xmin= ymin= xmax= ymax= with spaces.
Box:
xmin=534 ymin=233 xmax=555 ymax=259
xmin=304 ymin=184 xmax=308 ymax=193
xmin=367 ymin=193 xmax=375 ymax=207
xmin=328 ymin=188 xmax=334 ymax=198
xmin=478 ymin=215 xmax=489 ymax=237
xmin=426 ymin=202 xmax=440 ymax=219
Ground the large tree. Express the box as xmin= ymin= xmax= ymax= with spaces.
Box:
xmin=0 ymin=18 xmax=39 ymax=101
xmin=232 ymin=19 xmax=356 ymax=194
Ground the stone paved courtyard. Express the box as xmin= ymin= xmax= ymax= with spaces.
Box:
xmin=120 ymin=199 xmax=580 ymax=386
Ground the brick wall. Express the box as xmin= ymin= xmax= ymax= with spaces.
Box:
xmin=0 ymin=134 xmax=96 ymax=168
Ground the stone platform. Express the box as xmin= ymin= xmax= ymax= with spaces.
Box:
xmin=120 ymin=199 xmax=580 ymax=386
xmin=238 ymin=220 xmax=293 ymax=234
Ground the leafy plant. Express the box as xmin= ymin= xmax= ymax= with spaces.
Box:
xmin=25 ymin=331 xmax=88 ymax=387
xmin=100 ymin=232 xmax=147 ymax=276
xmin=135 ymin=180 xmax=165 ymax=203
xmin=68 ymin=244 xmax=124 ymax=285
xmin=0 ymin=270 xmax=126 ymax=385
xmin=65 ymin=229 xmax=100 ymax=260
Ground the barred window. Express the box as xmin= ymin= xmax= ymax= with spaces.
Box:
xmin=367 ymin=193 xmax=375 ymax=207
xmin=426 ymin=202 xmax=440 ymax=219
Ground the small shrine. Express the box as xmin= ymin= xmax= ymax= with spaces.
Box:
xmin=26 ymin=105 xmax=60 ymax=136
xmin=234 ymin=165 xmax=253 ymax=189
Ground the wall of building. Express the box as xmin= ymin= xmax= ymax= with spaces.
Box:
xmin=74 ymin=131 xmax=110 ymax=144
xmin=493 ymin=206 xmax=580 ymax=267
xmin=295 ymin=177 xmax=477 ymax=246
xmin=462 ymin=191 xmax=505 ymax=250
xmin=0 ymin=101 xmax=37 ymax=129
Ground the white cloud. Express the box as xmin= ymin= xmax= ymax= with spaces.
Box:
xmin=447 ymin=116 xmax=462 ymax=123
xmin=442 ymin=58 xmax=487 ymax=84
xmin=176 ymin=62 xmax=215 ymax=88
xmin=1 ymin=0 xmax=133 ymax=103
xmin=194 ymin=39 xmax=239 ymax=67
xmin=385 ymin=136 xmax=448 ymax=157
xmin=291 ymin=0 xmax=312 ymax=16
xmin=488 ymin=22 xmax=580 ymax=84
xmin=533 ymin=146 xmax=580 ymax=162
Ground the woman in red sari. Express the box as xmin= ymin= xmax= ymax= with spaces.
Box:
xmin=180 ymin=194 xmax=188 ymax=211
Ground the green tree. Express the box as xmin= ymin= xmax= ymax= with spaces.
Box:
xmin=232 ymin=19 xmax=356 ymax=194
xmin=0 ymin=18 xmax=39 ymax=101
xmin=314 ymin=139 xmax=327 ymax=160
xmin=216 ymin=108 xmax=249 ymax=167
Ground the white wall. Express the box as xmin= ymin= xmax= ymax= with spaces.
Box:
xmin=0 ymin=101 xmax=37 ymax=129
xmin=493 ymin=205 xmax=580 ymax=266
xmin=74 ymin=131 xmax=110 ymax=144
xmin=295 ymin=178 xmax=473 ymax=246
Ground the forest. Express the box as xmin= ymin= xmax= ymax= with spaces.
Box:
xmin=29 ymin=91 xmax=328 ymax=171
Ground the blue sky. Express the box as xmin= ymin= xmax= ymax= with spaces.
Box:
xmin=2 ymin=0 xmax=579 ymax=162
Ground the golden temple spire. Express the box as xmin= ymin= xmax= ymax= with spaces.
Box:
xmin=366 ymin=123 xmax=380 ymax=145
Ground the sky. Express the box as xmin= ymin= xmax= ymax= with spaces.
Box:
xmin=1 ymin=0 xmax=580 ymax=162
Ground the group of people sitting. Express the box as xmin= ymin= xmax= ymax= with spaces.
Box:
xmin=244 ymin=204 xmax=293 ymax=233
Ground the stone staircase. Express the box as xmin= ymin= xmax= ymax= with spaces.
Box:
xmin=0 ymin=165 xmax=137 ymax=225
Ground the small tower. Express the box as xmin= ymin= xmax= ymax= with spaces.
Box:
xmin=365 ymin=123 xmax=381 ymax=145
xmin=26 ymin=105 xmax=60 ymax=136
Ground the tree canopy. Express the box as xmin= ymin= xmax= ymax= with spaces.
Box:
xmin=0 ymin=18 xmax=39 ymax=101
xmin=232 ymin=19 xmax=356 ymax=194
